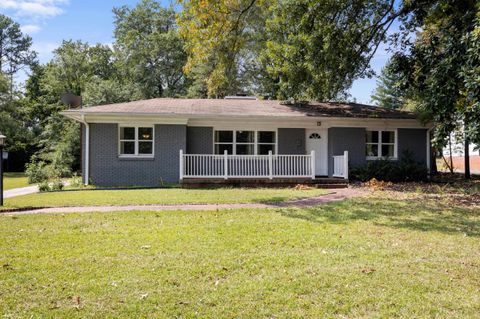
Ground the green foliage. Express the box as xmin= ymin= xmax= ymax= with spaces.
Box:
xmin=114 ymin=0 xmax=188 ymax=98
xmin=350 ymin=150 xmax=428 ymax=182
xmin=388 ymin=1 xmax=479 ymax=150
xmin=179 ymin=0 xmax=408 ymax=100
xmin=0 ymin=14 xmax=36 ymax=78
xmin=83 ymin=78 xmax=142 ymax=106
xmin=37 ymin=180 xmax=64 ymax=192
xmin=37 ymin=181 xmax=51 ymax=192
xmin=461 ymin=12 xmax=480 ymax=146
xmin=371 ymin=61 xmax=407 ymax=109
xmin=25 ymin=158 xmax=48 ymax=183
xmin=178 ymin=0 xmax=271 ymax=98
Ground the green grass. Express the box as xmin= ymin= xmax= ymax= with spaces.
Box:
xmin=3 ymin=187 xmax=328 ymax=209
xmin=3 ymin=172 xmax=30 ymax=190
xmin=1 ymin=190 xmax=479 ymax=318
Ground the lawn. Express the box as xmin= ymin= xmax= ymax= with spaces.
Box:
xmin=3 ymin=187 xmax=328 ymax=209
xmin=1 ymin=187 xmax=479 ymax=318
xmin=3 ymin=172 xmax=30 ymax=190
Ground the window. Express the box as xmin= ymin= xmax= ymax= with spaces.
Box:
xmin=214 ymin=130 xmax=276 ymax=155
xmin=257 ymin=131 xmax=276 ymax=155
xmin=236 ymin=131 xmax=254 ymax=155
xmin=366 ymin=130 xmax=396 ymax=159
xmin=119 ymin=126 xmax=154 ymax=157
xmin=214 ymin=130 xmax=233 ymax=154
xmin=309 ymin=133 xmax=321 ymax=139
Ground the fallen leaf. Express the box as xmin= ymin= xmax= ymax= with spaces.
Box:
xmin=361 ymin=268 xmax=376 ymax=275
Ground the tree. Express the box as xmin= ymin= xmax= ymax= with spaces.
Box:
xmin=0 ymin=14 xmax=37 ymax=95
xmin=387 ymin=0 xmax=478 ymax=179
xmin=178 ymin=0 xmax=271 ymax=98
xmin=113 ymin=0 xmax=188 ymax=98
xmin=24 ymin=40 xmax=122 ymax=181
xmin=178 ymin=0 xmax=431 ymax=100
xmin=371 ymin=61 xmax=407 ymax=109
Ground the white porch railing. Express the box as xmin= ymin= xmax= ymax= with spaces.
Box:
xmin=180 ymin=150 xmax=316 ymax=180
xmin=332 ymin=151 xmax=349 ymax=179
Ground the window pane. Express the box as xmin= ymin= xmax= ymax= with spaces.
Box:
xmin=215 ymin=131 xmax=233 ymax=143
xmin=258 ymin=131 xmax=275 ymax=143
xmin=120 ymin=127 xmax=135 ymax=140
xmin=382 ymin=144 xmax=394 ymax=157
xmin=236 ymin=144 xmax=254 ymax=155
xmin=236 ymin=131 xmax=254 ymax=143
xmin=258 ymin=144 xmax=275 ymax=155
xmin=382 ymin=131 xmax=395 ymax=143
xmin=120 ymin=141 xmax=135 ymax=154
xmin=215 ymin=144 xmax=233 ymax=154
xmin=366 ymin=144 xmax=378 ymax=157
xmin=366 ymin=131 xmax=379 ymax=143
xmin=139 ymin=127 xmax=153 ymax=141
xmin=139 ymin=141 xmax=153 ymax=154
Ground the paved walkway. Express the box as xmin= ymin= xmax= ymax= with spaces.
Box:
xmin=4 ymin=188 xmax=366 ymax=215
xmin=4 ymin=185 xmax=39 ymax=198
xmin=4 ymin=180 xmax=71 ymax=199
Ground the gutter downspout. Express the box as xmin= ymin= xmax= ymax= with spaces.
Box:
xmin=79 ymin=115 xmax=90 ymax=186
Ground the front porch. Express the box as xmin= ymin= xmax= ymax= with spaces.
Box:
xmin=179 ymin=150 xmax=349 ymax=188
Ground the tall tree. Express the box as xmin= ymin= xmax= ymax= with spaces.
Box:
xmin=0 ymin=14 xmax=37 ymax=94
xmin=371 ymin=61 xmax=407 ymax=109
xmin=388 ymin=0 xmax=478 ymax=178
xmin=178 ymin=0 xmax=431 ymax=100
xmin=178 ymin=0 xmax=271 ymax=98
xmin=114 ymin=0 xmax=188 ymax=98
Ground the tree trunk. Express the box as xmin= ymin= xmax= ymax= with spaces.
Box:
xmin=465 ymin=136 xmax=470 ymax=179
xmin=447 ymin=135 xmax=454 ymax=173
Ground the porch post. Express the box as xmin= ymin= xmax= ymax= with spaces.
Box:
xmin=179 ymin=149 xmax=183 ymax=181
xmin=343 ymin=150 xmax=349 ymax=180
xmin=311 ymin=150 xmax=315 ymax=179
xmin=224 ymin=150 xmax=228 ymax=180
xmin=268 ymin=150 xmax=273 ymax=179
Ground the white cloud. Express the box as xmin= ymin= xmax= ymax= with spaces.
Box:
xmin=21 ymin=24 xmax=42 ymax=34
xmin=32 ymin=41 xmax=59 ymax=62
xmin=0 ymin=0 xmax=69 ymax=19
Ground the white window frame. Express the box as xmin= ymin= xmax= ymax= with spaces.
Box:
xmin=366 ymin=129 xmax=398 ymax=160
xmin=213 ymin=129 xmax=278 ymax=155
xmin=118 ymin=125 xmax=155 ymax=158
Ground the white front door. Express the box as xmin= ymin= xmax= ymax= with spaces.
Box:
xmin=306 ymin=129 xmax=328 ymax=176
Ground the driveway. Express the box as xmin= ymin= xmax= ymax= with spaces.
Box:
xmin=4 ymin=185 xmax=39 ymax=198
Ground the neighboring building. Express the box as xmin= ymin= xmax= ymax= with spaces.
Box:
xmin=61 ymin=98 xmax=433 ymax=187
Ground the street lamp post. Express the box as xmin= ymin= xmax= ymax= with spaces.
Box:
xmin=0 ymin=133 xmax=5 ymax=206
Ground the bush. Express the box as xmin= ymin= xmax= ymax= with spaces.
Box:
xmin=38 ymin=181 xmax=51 ymax=192
xmin=25 ymin=160 xmax=49 ymax=183
xmin=350 ymin=150 xmax=428 ymax=182
xmin=70 ymin=173 xmax=83 ymax=188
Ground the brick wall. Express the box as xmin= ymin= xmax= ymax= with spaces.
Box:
xmin=86 ymin=123 xmax=186 ymax=187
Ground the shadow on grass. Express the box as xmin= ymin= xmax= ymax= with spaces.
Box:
xmin=279 ymin=197 xmax=480 ymax=237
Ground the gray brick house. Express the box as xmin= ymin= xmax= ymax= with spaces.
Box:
xmin=61 ymin=98 xmax=433 ymax=187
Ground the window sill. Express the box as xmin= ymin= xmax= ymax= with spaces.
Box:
xmin=118 ymin=155 xmax=154 ymax=161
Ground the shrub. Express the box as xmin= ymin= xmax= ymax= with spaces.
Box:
xmin=25 ymin=160 xmax=49 ymax=183
xmin=350 ymin=150 xmax=428 ymax=182
xmin=38 ymin=181 xmax=51 ymax=192
xmin=70 ymin=173 xmax=83 ymax=188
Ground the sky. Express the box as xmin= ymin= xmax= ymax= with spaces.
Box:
xmin=0 ymin=0 xmax=391 ymax=104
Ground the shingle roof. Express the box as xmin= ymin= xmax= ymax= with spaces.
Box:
xmin=64 ymin=98 xmax=419 ymax=119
